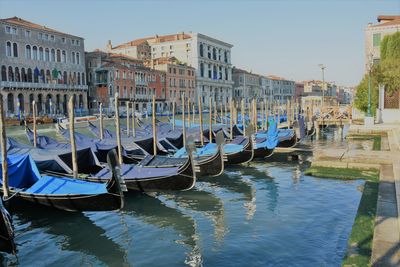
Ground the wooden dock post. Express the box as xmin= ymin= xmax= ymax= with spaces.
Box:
xmin=172 ymin=101 xmax=175 ymax=130
xmin=132 ymin=102 xmax=136 ymax=138
xmin=265 ymin=98 xmax=269 ymax=131
xmin=32 ymin=100 xmax=37 ymax=148
xmin=213 ymin=98 xmax=217 ymax=125
xmin=114 ymin=94 xmax=123 ymax=165
xmin=230 ymin=98 xmax=233 ymax=140
xmin=126 ymin=101 xmax=130 ymax=137
xmin=315 ymin=120 xmax=320 ymax=140
xmin=152 ymin=95 xmax=157 ymax=156
xmin=209 ymin=97 xmax=213 ymax=143
xmin=68 ymin=96 xmax=78 ymax=179
xmin=99 ymin=103 xmax=104 ymax=140
xmin=0 ymin=95 xmax=9 ymax=198
xmin=182 ymin=93 xmax=186 ymax=148
xmin=241 ymin=99 xmax=246 ymax=136
xmin=199 ymin=96 xmax=204 ymax=146
xmin=187 ymin=98 xmax=190 ymax=128
xmin=192 ymin=103 xmax=195 ymax=125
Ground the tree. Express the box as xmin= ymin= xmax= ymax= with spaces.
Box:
xmin=354 ymin=31 xmax=400 ymax=114
xmin=354 ymin=66 xmax=380 ymax=115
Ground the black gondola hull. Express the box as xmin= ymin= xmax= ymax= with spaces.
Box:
xmin=277 ymin=134 xmax=297 ymax=148
xmin=225 ymin=137 xmax=254 ymax=164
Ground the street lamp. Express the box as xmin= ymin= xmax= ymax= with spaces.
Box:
xmin=318 ymin=64 xmax=325 ymax=108
xmin=367 ymin=53 xmax=373 ymax=117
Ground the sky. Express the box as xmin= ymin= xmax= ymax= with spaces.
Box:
xmin=1 ymin=0 xmax=399 ymax=86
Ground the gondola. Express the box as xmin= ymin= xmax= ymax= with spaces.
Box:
xmin=0 ymin=151 xmax=125 ymax=212
xmin=172 ymin=131 xmax=225 ymax=177
xmin=0 ymin=200 xmax=15 ymax=254
xmin=277 ymin=129 xmax=298 ymax=148
xmin=86 ymin=146 xmax=197 ymax=192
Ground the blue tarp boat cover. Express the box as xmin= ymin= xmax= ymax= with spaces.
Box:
xmin=93 ymin=163 xmax=179 ymax=180
xmin=0 ymin=154 xmax=40 ymax=188
xmin=254 ymin=120 xmax=279 ymax=149
xmin=25 ymin=175 xmax=107 ymax=194
xmin=0 ymin=154 xmax=107 ymax=194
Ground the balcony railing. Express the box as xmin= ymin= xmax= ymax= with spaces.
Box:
xmin=0 ymin=81 xmax=88 ymax=91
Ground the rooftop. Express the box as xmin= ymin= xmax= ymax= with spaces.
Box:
xmin=0 ymin=16 xmax=83 ymax=39
xmin=369 ymin=15 xmax=400 ymax=28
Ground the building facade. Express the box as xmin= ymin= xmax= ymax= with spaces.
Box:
xmin=110 ymin=32 xmax=234 ymax=108
xmin=267 ymin=75 xmax=295 ymax=104
xmin=232 ymin=68 xmax=261 ymax=103
xmin=0 ymin=17 xmax=88 ymax=117
xmin=365 ymin=15 xmax=400 ymax=69
xmin=86 ymin=52 xmax=166 ymax=113
xmin=148 ymin=57 xmax=196 ymax=111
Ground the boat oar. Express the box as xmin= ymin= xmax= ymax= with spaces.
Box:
xmin=0 ymin=94 xmax=9 ymax=199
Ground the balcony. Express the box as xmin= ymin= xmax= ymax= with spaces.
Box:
xmin=0 ymin=81 xmax=88 ymax=91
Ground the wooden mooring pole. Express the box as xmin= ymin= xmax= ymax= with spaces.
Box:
xmin=114 ymin=94 xmax=123 ymax=165
xmin=0 ymin=95 xmax=9 ymax=199
xmin=68 ymin=96 xmax=78 ymax=179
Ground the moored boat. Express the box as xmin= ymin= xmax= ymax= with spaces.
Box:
xmin=0 ymin=151 xmax=125 ymax=212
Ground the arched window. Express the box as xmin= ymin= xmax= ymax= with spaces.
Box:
xmin=88 ymin=72 xmax=92 ymax=83
xmin=212 ymin=48 xmax=216 ymax=60
xmin=200 ymin=63 xmax=204 ymax=77
xmin=199 ymin=43 xmax=204 ymax=57
xmin=77 ymin=72 xmax=81 ymax=85
xmin=12 ymin=43 xmax=18 ymax=57
xmin=8 ymin=66 xmax=14 ymax=81
xmin=39 ymin=47 xmax=44 ymax=60
xmin=7 ymin=93 xmax=14 ymax=114
xmin=15 ymin=67 xmax=20 ymax=82
xmin=224 ymin=51 xmax=228 ymax=63
xmin=63 ymin=71 xmax=67 ymax=84
xmin=81 ymin=73 xmax=85 ymax=85
xmin=27 ymin=68 xmax=33 ymax=82
xmin=17 ymin=94 xmax=24 ymax=113
xmin=1 ymin=66 xmax=7 ymax=81
xmin=45 ymin=48 xmax=49 ymax=61
xmin=25 ymin=45 xmax=31 ymax=59
xmin=56 ymin=49 xmax=61 ymax=62
xmin=51 ymin=49 xmax=55 ymax=62
xmin=109 ymin=85 xmax=113 ymax=96
xmin=21 ymin=68 xmax=26 ymax=82
xmin=33 ymin=68 xmax=39 ymax=83
xmin=40 ymin=69 xmax=45 ymax=83
xmin=73 ymin=72 xmax=76 ymax=84
xmin=32 ymin=46 xmax=38 ymax=60
xmin=71 ymin=52 xmax=75 ymax=64
xmin=29 ymin=94 xmax=34 ymax=113
xmin=6 ymin=41 xmax=12 ymax=57
xmin=62 ymin=50 xmax=66 ymax=63
xmin=76 ymin=52 xmax=80 ymax=65
xmin=46 ymin=70 xmax=51 ymax=83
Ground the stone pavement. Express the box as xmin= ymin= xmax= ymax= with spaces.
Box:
xmin=313 ymin=123 xmax=400 ymax=266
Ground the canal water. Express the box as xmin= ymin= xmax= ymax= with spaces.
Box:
xmin=1 ymin=125 xmax=363 ymax=266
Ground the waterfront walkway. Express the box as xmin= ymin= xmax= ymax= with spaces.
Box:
xmin=313 ymin=123 xmax=400 ymax=266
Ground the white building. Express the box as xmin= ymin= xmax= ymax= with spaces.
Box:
xmin=267 ymin=75 xmax=295 ymax=105
xmin=111 ymin=32 xmax=234 ymax=108
xmin=365 ymin=15 xmax=400 ymax=69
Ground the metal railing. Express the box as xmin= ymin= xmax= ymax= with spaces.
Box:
xmin=0 ymin=81 xmax=88 ymax=91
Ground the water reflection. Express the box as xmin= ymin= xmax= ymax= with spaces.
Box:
xmin=123 ymin=193 xmax=202 ymax=267
xmin=11 ymin=204 xmax=128 ymax=266
xmin=162 ymin=187 xmax=228 ymax=244
xmin=201 ymin=172 xmax=257 ymax=220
